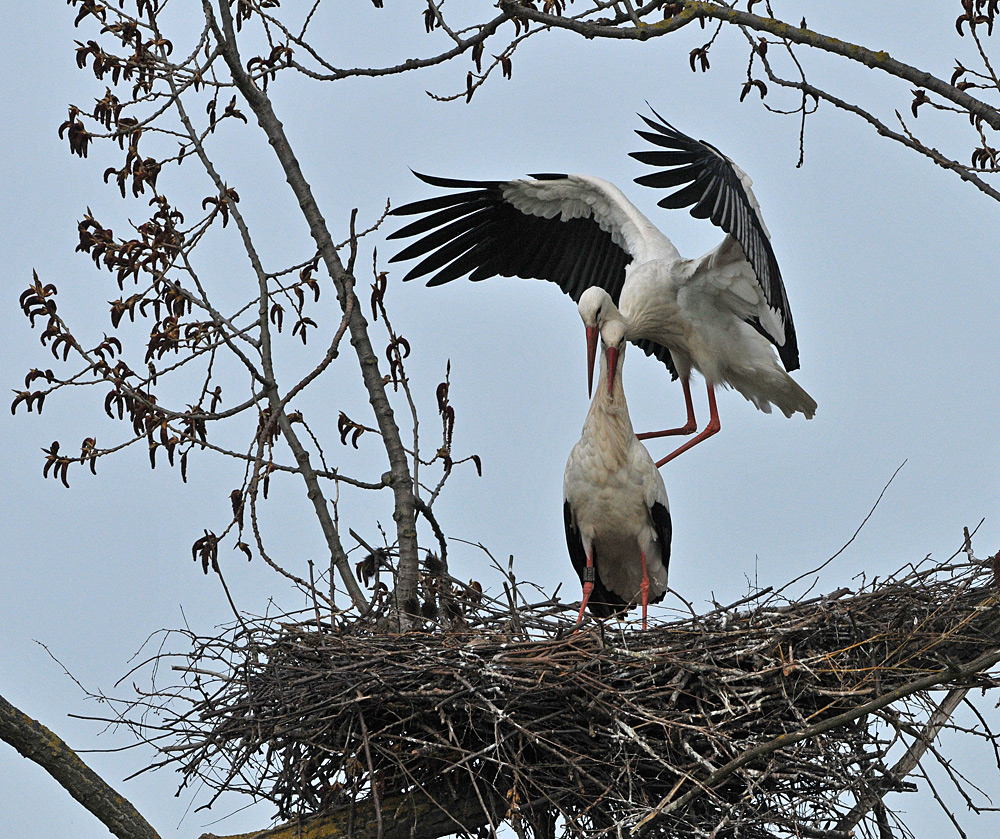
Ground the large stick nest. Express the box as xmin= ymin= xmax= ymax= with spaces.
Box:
xmin=138 ymin=554 xmax=1000 ymax=839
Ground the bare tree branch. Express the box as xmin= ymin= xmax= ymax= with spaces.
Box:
xmin=499 ymin=0 xmax=1000 ymax=130
xmin=0 ymin=692 xmax=160 ymax=839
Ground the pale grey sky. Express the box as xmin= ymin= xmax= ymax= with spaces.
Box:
xmin=2 ymin=3 xmax=998 ymax=838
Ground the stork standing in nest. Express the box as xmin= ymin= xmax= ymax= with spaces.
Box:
xmin=564 ymin=314 xmax=671 ymax=629
xmin=388 ymin=108 xmax=815 ymax=466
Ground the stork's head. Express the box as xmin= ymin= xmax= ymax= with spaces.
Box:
xmin=600 ymin=317 xmax=627 ymax=396
xmin=578 ymin=286 xmax=622 ymax=396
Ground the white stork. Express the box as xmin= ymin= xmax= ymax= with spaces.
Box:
xmin=563 ymin=314 xmax=671 ymax=629
xmin=388 ymin=108 xmax=816 ymax=466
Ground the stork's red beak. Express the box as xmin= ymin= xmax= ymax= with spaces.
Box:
xmin=586 ymin=325 xmax=598 ymax=396
xmin=606 ymin=346 xmax=618 ymax=395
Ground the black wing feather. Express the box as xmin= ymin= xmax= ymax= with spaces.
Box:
xmin=564 ymin=501 xmax=629 ymax=619
xmin=423 ymin=239 xmax=498 ymax=287
xmin=398 ymin=224 xmax=487 ymax=282
xmin=389 ymin=190 xmax=490 ymax=219
xmin=630 ymin=109 xmax=800 ymax=371
xmin=633 ymin=163 xmax=704 ymax=190
xmin=389 ymin=199 xmax=489 ymax=239
xmin=649 ymin=501 xmax=672 ymax=604
xmin=390 ymin=207 xmax=492 ymax=264
xmin=629 ymin=150 xmax=693 ymax=167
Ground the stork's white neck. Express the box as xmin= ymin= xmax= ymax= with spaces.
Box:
xmin=583 ymin=346 xmax=636 ymax=455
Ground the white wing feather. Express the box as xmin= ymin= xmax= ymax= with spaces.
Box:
xmin=687 ymin=233 xmax=786 ymax=346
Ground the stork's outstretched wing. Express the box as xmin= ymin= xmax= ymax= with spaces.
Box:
xmin=630 ymin=108 xmax=800 ymax=371
xmin=389 ymin=172 xmax=674 ymax=299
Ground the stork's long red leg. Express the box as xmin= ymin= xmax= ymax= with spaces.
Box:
xmin=636 ymin=376 xmax=697 ymax=440
xmin=640 ymin=551 xmax=650 ymax=631
xmin=654 ymin=382 xmax=721 ymax=468
xmin=576 ymin=550 xmax=595 ymax=626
